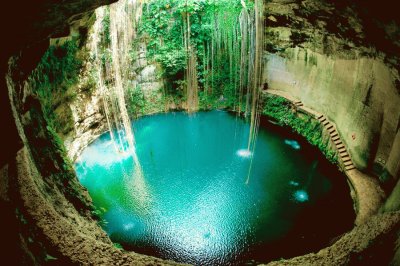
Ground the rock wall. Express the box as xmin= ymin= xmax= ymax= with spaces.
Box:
xmin=264 ymin=49 xmax=400 ymax=180
xmin=264 ymin=0 xmax=400 ymax=188
xmin=63 ymin=30 xmax=163 ymax=161
xmin=64 ymin=76 xmax=107 ymax=161
xmin=1 ymin=1 xmax=117 ymax=263
xmin=134 ymin=42 xmax=164 ymax=95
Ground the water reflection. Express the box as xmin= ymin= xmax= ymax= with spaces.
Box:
xmin=75 ymin=111 xmax=354 ymax=265
xmin=284 ymin=139 xmax=301 ymax=150
xmin=294 ymin=190 xmax=309 ymax=202
xmin=236 ymin=149 xmax=252 ymax=158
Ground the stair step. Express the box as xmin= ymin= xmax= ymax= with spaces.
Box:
xmin=340 ymin=153 xmax=349 ymax=158
xmin=336 ymin=144 xmax=345 ymax=149
xmin=323 ymin=120 xmax=330 ymax=126
xmin=345 ymin=165 xmax=356 ymax=171
xmin=319 ymin=117 xmax=326 ymax=123
xmin=330 ymin=132 xmax=338 ymax=138
xmin=317 ymin=114 xmax=324 ymax=119
xmin=328 ymin=127 xmax=336 ymax=133
xmin=344 ymin=161 xmax=353 ymax=166
xmin=294 ymin=100 xmax=302 ymax=104
xmin=334 ymin=139 xmax=342 ymax=145
xmin=332 ymin=136 xmax=340 ymax=141
xmin=342 ymin=157 xmax=351 ymax=163
xmin=339 ymin=149 xmax=347 ymax=154
xmin=296 ymin=103 xmax=304 ymax=107
xmin=326 ymin=124 xmax=334 ymax=130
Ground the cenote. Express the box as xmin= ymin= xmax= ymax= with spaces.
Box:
xmin=75 ymin=111 xmax=355 ymax=265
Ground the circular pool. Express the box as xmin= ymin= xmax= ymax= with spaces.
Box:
xmin=75 ymin=111 xmax=355 ymax=265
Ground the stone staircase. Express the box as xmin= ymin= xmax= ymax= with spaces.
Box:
xmin=316 ymin=114 xmax=355 ymax=171
xmin=265 ymin=91 xmax=386 ymax=225
xmin=294 ymin=100 xmax=304 ymax=107
xmin=265 ymin=90 xmax=356 ymax=172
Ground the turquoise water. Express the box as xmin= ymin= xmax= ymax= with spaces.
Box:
xmin=75 ymin=111 xmax=354 ymax=265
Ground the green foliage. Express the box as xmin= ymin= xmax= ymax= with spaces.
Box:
xmin=33 ymin=40 xmax=82 ymax=90
xmin=138 ymin=0 xmax=252 ymax=107
xmin=154 ymin=48 xmax=187 ymax=78
xmin=139 ymin=0 xmax=187 ymax=91
xmin=29 ymin=39 xmax=82 ymax=134
xmin=91 ymin=205 xmax=108 ymax=227
xmin=198 ymin=92 xmax=219 ymax=109
xmin=44 ymin=255 xmax=58 ymax=262
xmin=143 ymin=90 xmax=168 ymax=114
xmin=128 ymin=86 xmax=168 ymax=117
xmin=263 ymin=95 xmax=338 ymax=163
xmin=127 ymin=86 xmax=146 ymax=117
xmin=102 ymin=8 xmax=111 ymax=46
xmin=113 ymin=243 xmax=124 ymax=250
xmin=92 ymin=6 xmax=113 ymax=86
xmin=24 ymin=39 xmax=95 ymax=215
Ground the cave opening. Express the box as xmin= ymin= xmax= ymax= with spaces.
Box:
xmin=69 ymin=0 xmax=354 ymax=263
xmin=2 ymin=0 xmax=400 ymax=265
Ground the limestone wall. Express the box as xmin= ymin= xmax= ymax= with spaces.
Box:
xmin=64 ymin=38 xmax=163 ymax=161
xmin=264 ymin=48 xmax=400 ymax=181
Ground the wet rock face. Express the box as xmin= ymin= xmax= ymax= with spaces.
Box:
xmin=65 ymin=82 xmax=107 ymax=161
xmin=2 ymin=0 xmax=118 ymax=57
xmin=264 ymin=49 xmax=400 ymax=180
xmin=137 ymin=64 xmax=163 ymax=94
xmin=1 ymin=0 xmax=119 ymax=263
xmin=263 ymin=0 xmax=400 ymax=185
xmin=63 ymin=38 xmax=163 ymax=161
xmin=265 ymin=0 xmax=400 ymax=65
xmin=1 ymin=0 xmax=119 ymax=167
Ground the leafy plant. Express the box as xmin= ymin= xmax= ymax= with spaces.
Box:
xmin=113 ymin=243 xmax=124 ymax=250
xmin=137 ymin=0 xmax=252 ymax=108
xmin=263 ymin=95 xmax=338 ymax=163
xmin=127 ymin=86 xmax=146 ymax=117
xmin=29 ymin=38 xmax=82 ymax=134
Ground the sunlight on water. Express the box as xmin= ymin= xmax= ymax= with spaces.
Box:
xmin=284 ymin=139 xmax=301 ymax=150
xmin=75 ymin=138 xmax=131 ymax=169
xmin=75 ymin=111 xmax=354 ymax=265
xmin=123 ymin=223 xmax=135 ymax=231
xmin=294 ymin=190 xmax=309 ymax=202
xmin=236 ymin=149 xmax=252 ymax=158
